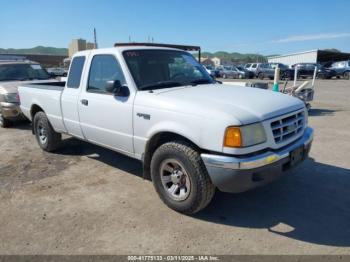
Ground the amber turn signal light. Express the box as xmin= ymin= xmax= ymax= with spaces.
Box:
xmin=224 ymin=127 xmax=242 ymax=148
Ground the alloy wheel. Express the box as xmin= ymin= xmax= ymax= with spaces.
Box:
xmin=160 ymin=159 xmax=191 ymax=201
xmin=37 ymin=123 xmax=48 ymax=144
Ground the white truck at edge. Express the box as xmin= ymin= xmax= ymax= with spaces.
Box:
xmin=18 ymin=45 xmax=313 ymax=214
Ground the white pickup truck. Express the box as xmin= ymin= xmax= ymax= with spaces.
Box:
xmin=18 ymin=44 xmax=313 ymax=214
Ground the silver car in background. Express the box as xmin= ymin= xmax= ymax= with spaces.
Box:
xmin=0 ymin=60 xmax=54 ymax=127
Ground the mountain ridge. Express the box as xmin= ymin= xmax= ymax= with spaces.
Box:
xmin=0 ymin=46 xmax=68 ymax=56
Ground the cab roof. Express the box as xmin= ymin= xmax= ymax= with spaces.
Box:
xmin=73 ymin=43 xmax=201 ymax=58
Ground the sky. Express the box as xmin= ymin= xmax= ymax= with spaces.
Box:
xmin=1 ymin=0 xmax=350 ymax=55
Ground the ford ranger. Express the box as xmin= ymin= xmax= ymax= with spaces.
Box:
xmin=18 ymin=44 xmax=313 ymax=214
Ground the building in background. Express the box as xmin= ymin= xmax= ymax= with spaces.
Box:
xmin=268 ymin=49 xmax=350 ymax=67
xmin=68 ymin=39 xmax=96 ymax=58
xmin=86 ymin=42 xmax=96 ymax=50
xmin=68 ymin=39 xmax=86 ymax=58
xmin=211 ymin=57 xmax=233 ymax=67
xmin=200 ymin=57 xmax=214 ymax=66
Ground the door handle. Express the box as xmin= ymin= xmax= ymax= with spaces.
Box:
xmin=81 ymin=99 xmax=88 ymax=106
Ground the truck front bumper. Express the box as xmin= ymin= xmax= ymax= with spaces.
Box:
xmin=201 ymin=127 xmax=313 ymax=193
xmin=0 ymin=102 xmax=24 ymax=120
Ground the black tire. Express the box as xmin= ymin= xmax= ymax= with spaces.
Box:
xmin=258 ymin=73 xmax=264 ymax=80
xmin=33 ymin=111 xmax=61 ymax=152
xmin=344 ymin=71 xmax=350 ymax=80
xmin=150 ymin=141 xmax=215 ymax=214
xmin=0 ymin=109 xmax=11 ymax=128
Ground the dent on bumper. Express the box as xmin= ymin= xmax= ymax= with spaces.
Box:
xmin=201 ymin=127 xmax=313 ymax=193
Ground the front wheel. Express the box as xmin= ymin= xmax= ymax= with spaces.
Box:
xmin=151 ymin=141 xmax=215 ymax=214
xmin=33 ymin=111 xmax=62 ymax=152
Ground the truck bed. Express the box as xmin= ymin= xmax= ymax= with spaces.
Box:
xmin=18 ymin=82 xmax=67 ymax=133
xmin=25 ymin=81 xmax=66 ymax=90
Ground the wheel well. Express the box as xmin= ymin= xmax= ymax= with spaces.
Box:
xmin=30 ymin=104 xmax=44 ymax=119
xmin=142 ymin=132 xmax=200 ymax=180
xmin=30 ymin=104 xmax=44 ymax=134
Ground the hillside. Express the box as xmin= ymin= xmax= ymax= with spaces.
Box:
xmin=198 ymin=51 xmax=268 ymax=63
xmin=0 ymin=46 xmax=68 ymax=56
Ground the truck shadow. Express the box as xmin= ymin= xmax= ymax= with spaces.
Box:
xmin=54 ymin=138 xmax=350 ymax=247
xmin=56 ymin=137 xmax=143 ymax=178
xmin=195 ymin=158 xmax=350 ymax=247
xmin=308 ymin=108 xmax=339 ymax=117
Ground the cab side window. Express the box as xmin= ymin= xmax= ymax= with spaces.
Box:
xmin=87 ymin=55 xmax=126 ymax=93
xmin=67 ymin=56 xmax=85 ymax=88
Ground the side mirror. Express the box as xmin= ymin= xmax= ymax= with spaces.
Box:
xmin=106 ymin=80 xmax=129 ymax=97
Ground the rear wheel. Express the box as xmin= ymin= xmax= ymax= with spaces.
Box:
xmin=344 ymin=71 xmax=350 ymax=80
xmin=0 ymin=109 xmax=11 ymax=128
xmin=33 ymin=111 xmax=62 ymax=152
xmin=151 ymin=141 xmax=215 ymax=214
xmin=258 ymin=73 xmax=264 ymax=80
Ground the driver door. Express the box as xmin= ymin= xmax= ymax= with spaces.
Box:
xmin=78 ymin=54 xmax=134 ymax=155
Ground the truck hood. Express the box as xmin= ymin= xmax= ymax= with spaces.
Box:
xmin=146 ymin=84 xmax=304 ymax=125
xmin=0 ymin=79 xmax=58 ymax=94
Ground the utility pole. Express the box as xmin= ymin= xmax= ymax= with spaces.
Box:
xmin=94 ymin=28 xmax=98 ymax=49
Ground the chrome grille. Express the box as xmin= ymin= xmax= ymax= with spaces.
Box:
xmin=271 ymin=111 xmax=304 ymax=144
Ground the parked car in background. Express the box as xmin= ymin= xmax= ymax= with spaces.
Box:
xmin=329 ymin=60 xmax=350 ymax=79
xmin=292 ymin=63 xmax=336 ymax=79
xmin=203 ymin=65 xmax=219 ymax=78
xmin=235 ymin=66 xmax=255 ymax=79
xmin=0 ymin=60 xmax=56 ymax=127
xmin=245 ymin=63 xmax=262 ymax=75
xmin=256 ymin=63 xmax=295 ymax=80
xmin=18 ymin=45 xmax=313 ymax=214
xmin=217 ymin=66 xmax=241 ymax=79
xmin=219 ymin=66 xmax=254 ymax=79
xmin=255 ymin=63 xmax=275 ymax=80
xmin=47 ymin=67 xmax=67 ymax=77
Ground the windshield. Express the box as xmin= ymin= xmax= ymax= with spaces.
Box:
xmin=0 ymin=63 xmax=51 ymax=81
xmin=123 ymin=50 xmax=214 ymax=90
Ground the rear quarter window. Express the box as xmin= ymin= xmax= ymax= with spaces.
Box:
xmin=67 ymin=56 xmax=86 ymax=88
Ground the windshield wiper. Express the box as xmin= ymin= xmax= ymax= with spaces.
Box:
xmin=139 ymin=81 xmax=183 ymax=91
xmin=188 ymin=79 xmax=214 ymax=86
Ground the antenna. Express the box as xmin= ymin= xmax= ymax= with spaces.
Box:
xmin=94 ymin=28 xmax=98 ymax=49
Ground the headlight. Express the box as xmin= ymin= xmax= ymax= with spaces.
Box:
xmin=224 ymin=123 xmax=267 ymax=148
xmin=3 ymin=93 xmax=19 ymax=103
